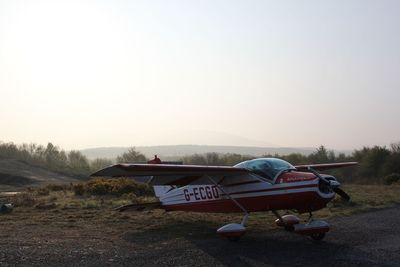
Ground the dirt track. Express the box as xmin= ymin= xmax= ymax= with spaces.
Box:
xmin=0 ymin=206 xmax=399 ymax=267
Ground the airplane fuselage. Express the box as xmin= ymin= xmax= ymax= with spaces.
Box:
xmin=155 ymin=171 xmax=334 ymax=214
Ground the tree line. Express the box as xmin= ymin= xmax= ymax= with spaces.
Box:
xmin=182 ymin=144 xmax=400 ymax=184
xmin=0 ymin=141 xmax=399 ymax=184
xmin=0 ymin=142 xmax=149 ymax=177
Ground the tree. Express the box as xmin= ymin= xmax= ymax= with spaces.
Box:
xmin=0 ymin=142 xmax=19 ymax=159
xmin=68 ymin=150 xmax=91 ymax=176
xmin=205 ymin=152 xmax=221 ymax=165
xmin=281 ymin=153 xmax=308 ymax=165
xmin=383 ymin=143 xmax=400 ymax=176
xmin=182 ymin=154 xmax=207 ymax=165
xmin=390 ymin=142 xmax=400 ymax=153
xmin=44 ymin=143 xmax=68 ymax=171
xmin=116 ymin=147 xmax=147 ymax=163
xmin=90 ymin=158 xmax=114 ymax=173
xmin=308 ymin=145 xmax=330 ymax=163
xmin=358 ymin=146 xmax=391 ymax=180
xmin=221 ymin=153 xmax=253 ymax=166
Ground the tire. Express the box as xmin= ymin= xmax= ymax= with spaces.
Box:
xmin=310 ymin=233 xmax=326 ymax=241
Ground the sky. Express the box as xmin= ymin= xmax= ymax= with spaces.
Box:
xmin=0 ymin=0 xmax=399 ymax=150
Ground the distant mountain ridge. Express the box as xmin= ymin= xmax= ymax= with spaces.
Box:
xmin=80 ymin=145 xmax=328 ymax=160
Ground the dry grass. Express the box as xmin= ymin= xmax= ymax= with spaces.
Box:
xmin=314 ymin=184 xmax=400 ymax=218
xmin=3 ymin=183 xmax=399 ymax=237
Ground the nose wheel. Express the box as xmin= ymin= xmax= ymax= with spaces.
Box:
xmin=273 ymin=210 xmax=329 ymax=241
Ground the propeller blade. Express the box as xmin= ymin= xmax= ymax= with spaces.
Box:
xmin=306 ymin=166 xmax=351 ymax=201
xmin=333 ymin=187 xmax=351 ymax=202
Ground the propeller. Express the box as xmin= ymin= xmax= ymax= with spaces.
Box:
xmin=307 ymin=167 xmax=351 ymax=202
xmin=333 ymin=187 xmax=351 ymax=202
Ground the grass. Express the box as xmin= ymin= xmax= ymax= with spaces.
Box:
xmin=314 ymin=184 xmax=400 ymax=218
xmin=2 ymin=183 xmax=400 ymax=239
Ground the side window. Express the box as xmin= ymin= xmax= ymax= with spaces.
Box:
xmin=247 ymin=161 xmax=273 ymax=180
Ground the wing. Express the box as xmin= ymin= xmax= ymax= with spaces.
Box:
xmin=90 ymin=164 xmax=252 ymax=186
xmin=294 ymin=162 xmax=358 ymax=171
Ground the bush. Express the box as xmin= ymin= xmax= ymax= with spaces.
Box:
xmin=12 ymin=192 xmax=36 ymax=207
xmin=45 ymin=184 xmax=69 ymax=191
xmin=383 ymin=173 xmax=400 ymax=185
xmin=73 ymin=178 xmax=153 ymax=197
xmin=36 ymin=187 xmax=50 ymax=196
xmin=121 ymin=192 xmax=138 ymax=200
xmin=73 ymin=183 xmax=85 ymax=196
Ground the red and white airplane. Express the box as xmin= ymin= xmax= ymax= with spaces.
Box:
xmin=91 ymin=156 xmax=357 ymax=241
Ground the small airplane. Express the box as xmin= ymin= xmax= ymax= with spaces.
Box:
xmin=91 ymin=156 xmax=357 ymax=241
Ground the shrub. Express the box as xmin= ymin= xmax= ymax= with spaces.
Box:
xmin=72 ymin=178 xmax=153 ymax=197
xmin=122 ymin=192 xmax=137 ymax=200
xmin=45 ymin=184 xmax=69 ymax=191
xmin=383 ymin=173 xmax=400 ymax=185
xmin=36 ymin=187 xmax=50 ymax=196
xmin=73 ymin=183 xmax=85 ymax=196
xmin=12 ymin=192 xmax=36 ymax=207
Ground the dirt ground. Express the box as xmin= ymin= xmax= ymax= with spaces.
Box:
xmin=0 ymin=205 xmax=399 ymax=267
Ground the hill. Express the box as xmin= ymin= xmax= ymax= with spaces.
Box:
xmin=0 ymin=159 xmax=81 ymax=191
xmin=80 ymin=145 xmax=321 ymax=160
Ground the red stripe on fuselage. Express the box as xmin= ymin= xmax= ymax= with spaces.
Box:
xmin=163 ymin=190 xmax=331 ymax=214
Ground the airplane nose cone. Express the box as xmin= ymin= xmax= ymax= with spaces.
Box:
xmin=329 ymin=180 xmax=341 ymax=188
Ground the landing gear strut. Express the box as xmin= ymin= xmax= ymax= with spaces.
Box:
xmin=272 ymin=210 xmax=300 ymax=232
xmin=308 ymin=211 xmax=314 ymax=221
xmin=206 ymin=175 xmax=249 ymax=241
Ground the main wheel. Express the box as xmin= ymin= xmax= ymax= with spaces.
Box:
xmin=310 ymin=233 xmax=326 ymax=241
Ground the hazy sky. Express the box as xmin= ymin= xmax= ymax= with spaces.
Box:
xmin=0 ymin=0 xmax=399 ymax=150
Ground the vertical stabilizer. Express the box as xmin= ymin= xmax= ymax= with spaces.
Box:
xmin=153 ymin=185 xmax=177 ymax=198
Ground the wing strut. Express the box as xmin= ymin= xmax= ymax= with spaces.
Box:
xmin=205 ymin=175 xmax=248 ymax=226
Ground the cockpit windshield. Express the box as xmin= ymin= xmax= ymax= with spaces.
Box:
xmin=234 ymin=158 xmax=295 ymax=180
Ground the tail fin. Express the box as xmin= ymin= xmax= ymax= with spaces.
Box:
xmin=153 ymin=185 xmax=177 ymax=198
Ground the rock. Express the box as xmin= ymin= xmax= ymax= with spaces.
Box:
xmin=0 ymin=203 xmax=13 ymax=213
